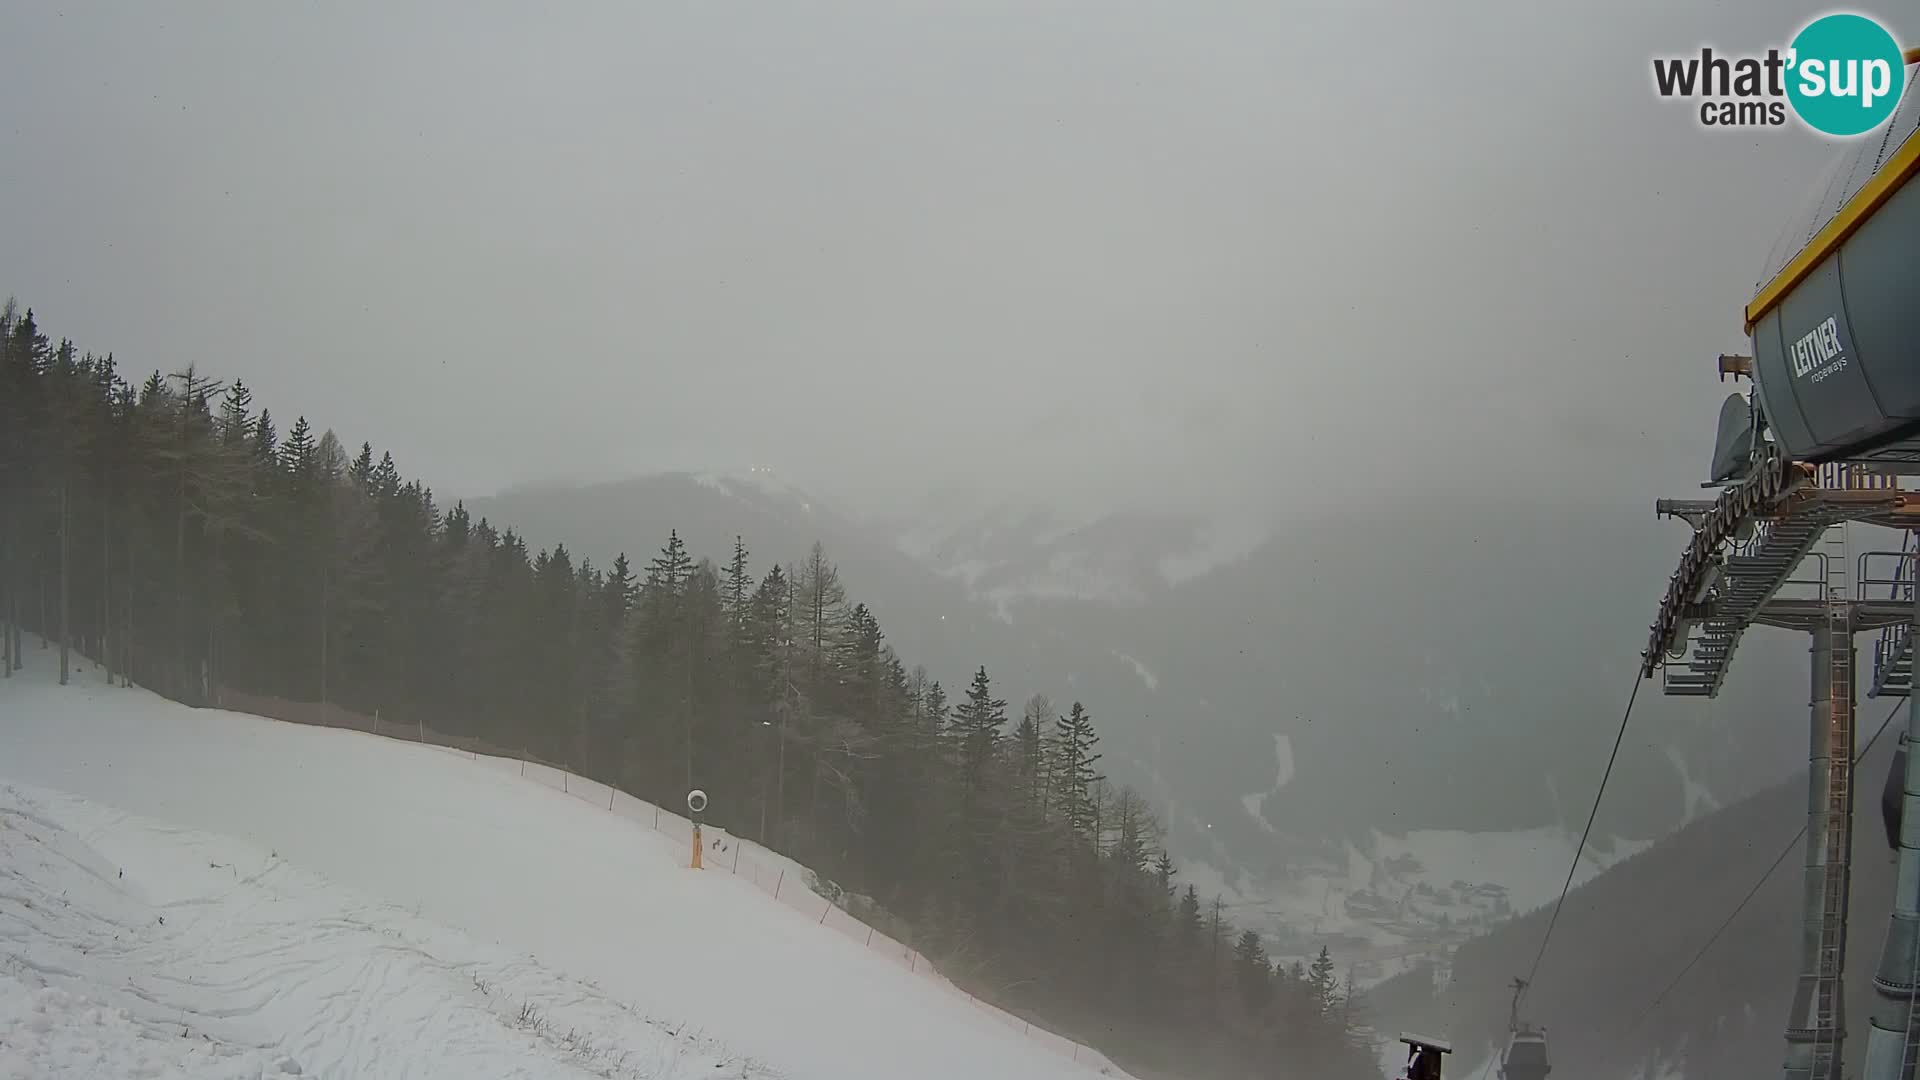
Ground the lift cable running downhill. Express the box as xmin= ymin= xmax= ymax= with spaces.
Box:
xmin=1630 ymin=524 xmax=1911 ymax=1036
xmin=1630 ymin=699 xmax=1906 ymax=1031
xmin=1619 ymin=46 xmax=1920 ymax=1080
xmin=1497 ymin=673 xmax=1903 ymax=1076
xmin=1524 ymin=670 xmax=1645 ymax=993
xmin=1459 ymin=671 xmax=1646 ymax=1080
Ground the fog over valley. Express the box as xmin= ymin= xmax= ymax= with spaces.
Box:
xmin=6 ymin=2 xmax=1918 ymax=1078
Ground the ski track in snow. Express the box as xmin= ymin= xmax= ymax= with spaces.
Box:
xmin=1665 ymin=746 xmax=1722 ymax=826
xmin=0 ymin=971 xmax=292 ymax=1080
xmin=1107 ymin=652 xmax=1158 ymax=692
xmin=1237 ymin=734 xmax=1295 ymax=836
xmin=0 ymin=783 xmax=775 ymax=1080
xmin=0 ymin=651 xmax=1129 ymax=1080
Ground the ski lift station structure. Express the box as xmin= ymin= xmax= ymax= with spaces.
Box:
xmin=1641 ymin=61 xmax=1920 ymax=1080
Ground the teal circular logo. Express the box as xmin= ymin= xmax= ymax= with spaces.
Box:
xmin=1786 ymin=13 xmax=1906 ymax=136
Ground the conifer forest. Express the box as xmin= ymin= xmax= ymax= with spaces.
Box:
xmin=0 ymin=301 xmax=1383 ymax=1078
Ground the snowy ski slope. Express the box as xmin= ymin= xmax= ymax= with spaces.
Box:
xmin=0 ymin=648 xmax=1130 ymax=1080
xmin=0 ymin=781 xmax=774 ymax=1079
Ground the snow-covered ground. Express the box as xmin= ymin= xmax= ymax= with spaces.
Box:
xmin=1108 ymin=652 xmax=1159 ymax=693
xmin=0 ymin=647 xmax=1128 ymax=1080
xmin=1175 ymin=818 xmax=1653 ymax=993
xmin=887 ymin=497 xmax=1270 ymax=618
xmin=1363 ymin=825 xmax=1652 ymax=919
xmin=1 ymin=782 xmax=769 ymax=1079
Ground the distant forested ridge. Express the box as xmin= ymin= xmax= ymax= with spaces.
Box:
xmin=0 ymin=300 xmax=1383 ymax=1079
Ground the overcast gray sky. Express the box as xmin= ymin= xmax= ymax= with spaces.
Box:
xmin=4 ymin=2 xmax=1911 ymax=519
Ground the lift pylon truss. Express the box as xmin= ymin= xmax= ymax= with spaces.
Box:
xmin=1647 ymin=459 xmax=1917 ymax=695
xmin=1647 ymin=452 xmax=1919 ymax=1080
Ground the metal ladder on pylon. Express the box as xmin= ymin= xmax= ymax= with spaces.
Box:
xmin=1902 ymin=901 xmax=1920 ymax=1080
xmin=1892 ymin=521 xmax=1920 ymax=1078
xmin=1811 ymin=523 xmax=1855 ymax=1080
xmin=1902 ymin=561 xmax=1920 ymax=1079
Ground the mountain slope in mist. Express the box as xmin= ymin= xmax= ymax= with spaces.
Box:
xmin=0 ymin=651 xmax=1135 ymax=1080
xmin=468 ymin=474 xmax=1821 ymax=939
xmin=1368 ymin=717 xmax=1905 ymax=1080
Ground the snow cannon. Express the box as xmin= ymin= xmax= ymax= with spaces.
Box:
xmin=687 ymin=789 xmax=708 ymax=870
xmin=1740 ymin=73 xmax=1920 ymax=472
xmin=1396 ymin=1033 xmax=1452 ymax=1080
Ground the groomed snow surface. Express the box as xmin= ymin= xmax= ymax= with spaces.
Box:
xmin=0 ymin=646 xmax=1129 ymax=1080
xmin=1 ymin=783 xmax=765 ymax=1079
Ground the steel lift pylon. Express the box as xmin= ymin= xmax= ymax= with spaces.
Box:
xmin=1648 ymin=452 xmax=1920 ymax=1079
xmin=1643 ymin=66 xmax=1919 ymax=1077
xmin=1857 ymin=538 xmax=1920 ymax=1078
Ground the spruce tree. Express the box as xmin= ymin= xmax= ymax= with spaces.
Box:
xmin=1052 ymin=702 xmax=1103 ymax=838
xmin=1234 ymin=930 xmax=1273 ymax=1010
xmin=1308 ymin=946 xmax=1339 ymax=1021
xmin=0 ymin=301 xmax=1407 ymax=1080
xmin=951 ymin=665 xmax=1007 ymax=786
